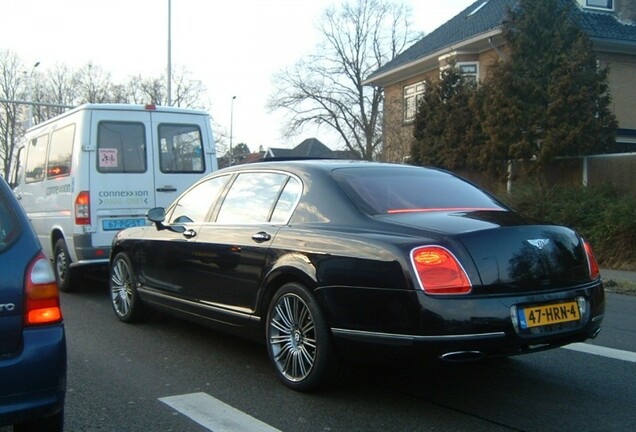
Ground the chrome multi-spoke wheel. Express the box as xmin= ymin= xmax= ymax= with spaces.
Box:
xmin=109 ymin=253 xmax=146 ymax=323
xmin=266 ymin=282 xmax=343 ymax=392
xmin=269 ymin=292 xmax=317 ymax=382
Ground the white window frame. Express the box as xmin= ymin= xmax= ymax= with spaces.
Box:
xmin=584 ymin=0 xmax=613 ymax=11
xmin=403 ymin=81 xmax=426 ymax=123
xmin=457 ymin=62 xmax=479 ymax=84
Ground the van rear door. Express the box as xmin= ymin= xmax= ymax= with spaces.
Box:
xmin=149 ymin=110 xmax=216 ymax=208
xmin=89 ymin=109 xmax=156 ymax=249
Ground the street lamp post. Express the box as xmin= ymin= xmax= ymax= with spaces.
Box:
xmin=167 ymin=0 xmax=172 ymax=106
xmin=27 ymin=61 xmax=40 ymax=128
xmin=229 ymin=96 xmax=237 ymax=166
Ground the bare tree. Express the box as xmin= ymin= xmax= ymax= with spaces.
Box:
xmin=268 ymin=0 xmax=417 ymax=160
xmin=0 ymin=50 xmax=26 ymax=178
xmin=74 ymin=62 xmax=113 ymax=104
xmin=170 ymin=67 xmax=207 ymax=109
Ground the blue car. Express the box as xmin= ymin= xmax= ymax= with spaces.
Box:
xmin=0 ymin=177 xmax=66 ymax=431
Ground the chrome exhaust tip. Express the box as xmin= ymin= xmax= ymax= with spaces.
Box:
xmin=439 ymin=350 xmax=485 ymax=362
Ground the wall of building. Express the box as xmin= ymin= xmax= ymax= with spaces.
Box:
xmin=600 ymin=52 xmax=636 ymax=130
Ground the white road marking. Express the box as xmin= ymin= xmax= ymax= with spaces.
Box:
xmin=159 ymin=392 xmax=281 ymax=432
xmin=563 ymin=343 xmax=636 ymax=363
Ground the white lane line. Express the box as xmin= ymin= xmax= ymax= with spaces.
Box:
xmin=563 ymin=343 xmax=636 ymax=363
xmin=159 ymin=392 xmax=281 ymax=432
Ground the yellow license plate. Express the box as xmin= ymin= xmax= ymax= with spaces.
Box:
xmin=519 ymin=301 xmax=580 ymax=329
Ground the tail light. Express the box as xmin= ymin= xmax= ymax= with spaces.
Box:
xmin=75 ymin=191 xmax=90 ymax=225
xmin=25 ymin=252 xmax=63 ymax=326
xmin=411 ymin=246 xmax=472 ymax=295
xmin=583 ymin=240 xmax=600 ymax=281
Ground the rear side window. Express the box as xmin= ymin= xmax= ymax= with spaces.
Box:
xmin=0 ymin=190 xmax=20 ymax=252
xmin=97 ymin=121 xmax=147 ymax=173
xmin=47 ymin=124 xmax=75 ymax=178
xmin=333 ymin=167 xmax=505 ymax=215
xmin=216 ymin=173 xmax=290 ymax=224
xmin=25 ymin=134 xmax=49 ymax=183
xmin=159 ymin=124 xmax=205 ymax=173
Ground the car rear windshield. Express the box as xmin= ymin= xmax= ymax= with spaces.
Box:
xmin=333 ymin=166 xmax=505 ymax=215
xmin=0 ymin=190 xmax=21 ymax=252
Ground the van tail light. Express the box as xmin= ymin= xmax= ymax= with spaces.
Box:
xmin=583 ymin=240 xmax=600 ymax=281
xmin=411 ymin=246 xmax=472 ymax=295
xmin=25 ymin=252 xmax=63 ymax=326
xmin=75 ymin=191 xmax=90 ymax=225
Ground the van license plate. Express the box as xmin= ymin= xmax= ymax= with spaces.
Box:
xmin=519 ymin=301 xmax=580 ymax=329
xmin=102 ymin=218 xmax=146 ymax=231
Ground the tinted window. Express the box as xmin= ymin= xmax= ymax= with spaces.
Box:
xmin=97 ymin=122 xmax=146 ymax=173
xmin=270 ymin=177 xmax=302 ymax=224
xmin=217 ymin=173 xmax=289 ymax=224
xmin=169 ymin=175 xmax=229 ymax=223
xmin=25 ymin=134 xmax=49 ymax=183
xmin=0 ymin=189 xmax=20 ymax=252
xmin=47 ymin=124 xmax=75 ymax=178
xmin=333 ymin=167 xmax=504 ymax=215
xmin=159 ymin=124 xmax=205 ymax=173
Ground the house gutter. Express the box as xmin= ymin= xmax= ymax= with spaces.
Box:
xmin=363 ymin=28 xmax=502 ymax=87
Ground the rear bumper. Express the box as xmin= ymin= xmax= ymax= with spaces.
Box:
xmin=0 ymin=325 xmax=66 ymax=426
xmin=320 ymin=281 xmax=605 ymax=361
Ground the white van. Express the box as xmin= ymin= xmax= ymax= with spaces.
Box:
xmin=11 ymin=103 xmax=218 ymax=291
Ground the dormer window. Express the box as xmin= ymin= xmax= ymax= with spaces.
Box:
xmin=585 ymin=0 xmax=613 ymax=11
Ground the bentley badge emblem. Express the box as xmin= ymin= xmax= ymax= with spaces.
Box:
xmin=527 ymin=239 xmax=550 ymax=250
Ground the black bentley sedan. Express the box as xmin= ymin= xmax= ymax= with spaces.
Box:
xmin=108 ymin=160 xmax=604 ymax=392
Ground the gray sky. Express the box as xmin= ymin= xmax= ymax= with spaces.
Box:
xmin=2 ymin=0 xmax=475 ymax=152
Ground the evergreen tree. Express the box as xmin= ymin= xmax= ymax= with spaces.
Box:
xmin=411 ymin=62 xmax=481 ymax=170
xmin=478 ymin=0 xmax=616 ymax=174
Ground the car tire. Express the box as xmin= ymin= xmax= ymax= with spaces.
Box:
xmin=13 ymin=409 xmax=64 ymax=432
xmin=54 ymin=239 xmax=76 ymax=292
xmin=109 ymin=252 xmax=147 ymax=323
xmin=266 ymin=282 xmax=344 ymax=392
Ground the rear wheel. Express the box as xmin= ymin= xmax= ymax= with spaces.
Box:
xmin=54 ymin=239 xmax=75 ymax=292
xmin=109 ymin=252 xmax=147 ymax=323
xmin=266 ymin=282 xmax=344 ymax=392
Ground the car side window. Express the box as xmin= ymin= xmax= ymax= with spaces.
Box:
xmin=270 ymin=177 xmax=302 ymax=224
xmin=0 ymin=189 xmax=20 ymax=252
xmin=168 ymin=175 xmax=229 ymax=224
xmin=216 ymin=173 xmax=289 ymax=224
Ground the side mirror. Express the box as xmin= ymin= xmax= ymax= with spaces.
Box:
xmin=146 ymin=207 xmax=186 ymax=233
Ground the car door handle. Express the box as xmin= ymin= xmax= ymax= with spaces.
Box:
xmin=183 ymin=229 xmax=197 ymax=239
xmin=252 ymin=231 xmax=271 ymax=243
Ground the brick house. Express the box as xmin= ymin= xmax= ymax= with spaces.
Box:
xmin=364 ymin=0 xmax=636 ymax=162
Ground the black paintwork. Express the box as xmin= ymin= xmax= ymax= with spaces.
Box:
xmin=110 ymin=160 xmax=604 ymax=360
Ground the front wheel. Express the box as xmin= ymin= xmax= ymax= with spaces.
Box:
xmin=266 ymin=282 xmax=344 ymax=392
xmin=109 ymin=252 xmax=147 ymax=323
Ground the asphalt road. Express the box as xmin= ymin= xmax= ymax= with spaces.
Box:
xmin=4 ymin=282 xmax=636 ymax=432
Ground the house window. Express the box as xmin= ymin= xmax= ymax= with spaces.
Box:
xmin=403 ymin=81 xmax=426 ymax=123
xmin=458 ymin=62 xmax=479 ymax=84
xmin=585 ymin=0 xmax=613 ymax=10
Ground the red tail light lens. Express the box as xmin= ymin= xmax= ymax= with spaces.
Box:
xmin=75 ymin=191 xmax=90 ymax=225
xmin=411 ymin=246 xmax=472 ymax=295
xmin=25 ymin=252 xmax=63 ymax=326
xmin=583 ymin=241 xmax=600 ymax=281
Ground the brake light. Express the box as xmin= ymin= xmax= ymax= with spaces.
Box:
xmin=25 ymin=252 xmax=62 ymax=326
xmin=75 ymin=191 xmax=90 ymax=225
xmin=583 ymin=241 xmax=600 ymax=281
xmin=145 ymin=104 xmax=157 ymax=110
xmin=411 ymin=246 xmax=472 ymax=295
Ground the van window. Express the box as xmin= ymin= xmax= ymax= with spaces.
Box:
xmin=25 ymin=134 xmax=49 ymax=183
xmin=158 ymin=124 xmax=205 ymax=173
xmin=47 ymin=124 xmax=75 ymax=178
xmin=97 ymin=122 xmax=147 ymax=173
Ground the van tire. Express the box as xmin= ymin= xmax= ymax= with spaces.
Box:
xmin=54 ymin=239 xmax=76 ymax=292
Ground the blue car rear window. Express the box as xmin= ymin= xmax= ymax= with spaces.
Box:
xmin=333 ymin=166 xmax=505 ymax=215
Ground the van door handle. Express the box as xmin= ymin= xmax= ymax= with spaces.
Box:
xmin=157 ymin=186 xmax=177 ymax=192
xmin=183 ymin=229 xmax=197 ymax=239
xmin=252 ymin=231 xmax=271 ymax=243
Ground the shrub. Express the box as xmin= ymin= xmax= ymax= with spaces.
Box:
xmin=501 ymin=184 xmax=636 ymax=269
